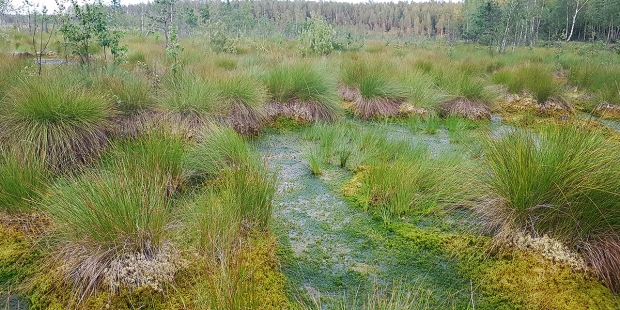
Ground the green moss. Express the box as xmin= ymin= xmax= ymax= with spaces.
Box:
xmin=26 ymin=234 xmax=289 ymax=310
xmin=83 ymin=286 xmax=167 ymax=310
xmin=480 ymin=253 xmax=619 ymax=309
xmin=443 ymin=234 xmax=620 ymax=309
xmin=264 ymin=116 xmax=306 ymax=132
xmin=27 ymin=268 xmax=68 ymax=310
xmin=389 ymin=222 xmax=445 ymax=251
xmin=242 ymin=234 xmax=290 ymax=310
xmin=0 ymin=225 xmax=40 ymax=294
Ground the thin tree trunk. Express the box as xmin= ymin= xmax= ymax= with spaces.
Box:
xmin=567 ymin=0 xmax=589 ymax=42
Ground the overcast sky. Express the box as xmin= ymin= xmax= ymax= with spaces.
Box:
xmin=12 ymin=0 xmax=454 ymax=13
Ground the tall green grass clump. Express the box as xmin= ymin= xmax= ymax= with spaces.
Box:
xmin=481 ymin=125 xmax=620 ymax=292
xmin=185 ymin=126 xmax=275 ymax=228
xmin=358 ymin=147 xmax=469 ymax=217
xmin=185 ymin=125 xmax=250 ymax=177
xmin=340 ymin=56 xmax=407 ymax=118
xmin=0 ymin=60 xmax=24 ymax=100
xmin=264 ymin=61 xmax=342 ymax=121
xmin=568 ymin=62 xmax=620 ymax=107
xmin=93 ymin=69 xmax=154 ymax=115
xmin=0 ymin=75 xmax=115 ymax=171
xmin=44 ymin=126 xmax=187 ymax=299
xmin=103 ymin=127 xmax=186 ymax=192
xmin=493 ymin=62 xmax=559 ymax=103
xmin=0 ymin=148 xmax=49 ymax=213
xmin=401 ymin=70 xmax=444 ymax=110
xmin=159 ymin=73 xmax=219 ymax=118
xmin=430 ymin=65 xmax=493 ymax=120
xmin=45 ymin=161 xmax=175 ymax=298
xmin=215 ymin=74 xmax=268 ymax=135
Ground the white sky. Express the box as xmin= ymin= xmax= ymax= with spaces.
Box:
xmin=11 ymin=0 xmax=456 ymax=13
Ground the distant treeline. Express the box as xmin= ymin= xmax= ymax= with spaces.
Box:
xmin=2 ymin=0 xmax=619 ymax=45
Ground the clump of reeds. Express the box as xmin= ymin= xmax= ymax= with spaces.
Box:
xmin=264 ymin=61 xmax=342 ymax=123
xmin=479 ymin=124 xmax=620 ymax=292
xmin=0 ymin=75 xmax=115 ymax=171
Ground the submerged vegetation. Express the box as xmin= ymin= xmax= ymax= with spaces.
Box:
xmin=2 ymin=6 xmax=620 ymax=308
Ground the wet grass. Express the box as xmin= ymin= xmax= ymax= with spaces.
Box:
xmin=261 ymin=131 xmax=475 ymax=308
xmin=2 ymin=36 xmax=620 ymax=309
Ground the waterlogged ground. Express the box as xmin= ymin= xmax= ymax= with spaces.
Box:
xmin=258 ymin=129 xmax=475 ymax=308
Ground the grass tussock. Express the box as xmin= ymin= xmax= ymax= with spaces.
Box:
xmin=103 ymin=126 xmax=186 ymax=193
xmin=0 ymin=60 xmax=24 ymax=100
xmin=216 ymin=74 xmax=268 ymax=135
xmin=0 ymin=76 xmax=115 ymax=171
xmin=0 ymin=149 xmax=49 ymax=213
xmin=440 ymin=98 xmax=491 ymax=121
xmin=185 ymin=126 xmax=275 ymax=228
xmin=43 ymin=126 xmax=187 ymax=300
xmin=179 ymin=127 xmax=278 ymax=309
xmin=159 ymin=73 xmax=219 ymax=120
xmin=340 ymin=55 xmax=408 ymax=119
xmin=45 ymin=162 xmax=176 ymax=299
xmin=493 ymin=62 xmax=561 ymax=104
xmin=480 ymin=124 xmax=620 ymax=292
xmin=185 ymin=125 xmax=251 ymax=178
xmin=357 ymin=151 xmax=470 ymax=217
xmin=264 ymin=61 xmax=342 ymax=122
xmin=93 ymin=69 xmax=154 ymax=115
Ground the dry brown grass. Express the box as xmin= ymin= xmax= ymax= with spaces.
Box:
xmin=355 ymin=97 xmax=405 ymax=119
xmin=337 ymin=84 xmax=407 ymax=119
xmin=593 ymin=102 xmax=620 ymax=119
xmin=584 ymin=235 xmax=620 ymax=292
xmin=440 ymin=98 xmax=491 ymax=120
xmin=227 ymin=103 xmax=265 ymax=135
xmin=338 ymin=83 xmax=360 ymax=102
xmin=266 ymin=100 xmax=340 ymax=123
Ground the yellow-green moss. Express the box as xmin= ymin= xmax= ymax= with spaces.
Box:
xmin=27 ymin=232 xmax=290 ymax=310
xmin=444 ymin=234 xmax=620 ymax=309
xmin=385 ymin=219 xmax=620 ymax=309
xmin=0 ymin=225 xmax=40 ymax=295
xmin=480 ymin=253 xmax=619 ymax=309
xmin=242 ymin=233 xmax=290 ymax=310
xmin=265 ymin=116 xmax=306 ymax=132
xmin=389 ymin=222 xmax=445 ymax=251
